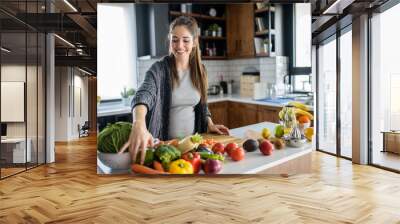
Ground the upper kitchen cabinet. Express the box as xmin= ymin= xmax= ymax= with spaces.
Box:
xmin=254 ymin=3 xmax=276 ymax=57
xmin=226 ymin=4 xmax=255 ymax=58
xmin=169 ymin=4 xmax=228 ymax=60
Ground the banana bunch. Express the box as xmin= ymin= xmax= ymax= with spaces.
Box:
xmin=287 ymin=101 xmax=314 ymax=121
xmin=294 ymin=108 xmax=314 ymax=120
xmin=279 ymin=106 xmax=295 ymax=121
xmin=288 ymin=101 xmax=310 ymax=111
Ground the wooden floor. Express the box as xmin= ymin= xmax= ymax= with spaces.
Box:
xmin=1 ymin=136 xmax=400 ymax=223
xmin=373 ymin=151 xmax=400 ymax=171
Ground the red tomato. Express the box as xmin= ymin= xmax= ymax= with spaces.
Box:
xmin=225 ymin=142 xmax=239 ymax=156
xmin=230 ymin=147 xmax=245 ymax=161
xmin=212 ymin=142 xmax=225 ymax=154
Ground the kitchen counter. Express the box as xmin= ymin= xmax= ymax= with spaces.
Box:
xmin=97 ymin=94 xmax=313 ymax=118
xmin=97 ymin=122 xmax=313 ymax=175
xmin=208 ymin=94 xmax=314 ymax=111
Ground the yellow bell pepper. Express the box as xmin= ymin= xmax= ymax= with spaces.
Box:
xmin=169 ymin=159 xmax=194 ymax=174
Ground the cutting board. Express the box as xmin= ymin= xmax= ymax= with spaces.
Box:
xmin=202 ymin=130 xmax=262 ymax=146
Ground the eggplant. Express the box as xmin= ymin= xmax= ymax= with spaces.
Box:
xmin=196 ymin=145 xmax=213 ymax=154
xmin=243 ymin=139 xmax=259 ymax=152
xmin=203 ymin=159 xmax=222 ymax=174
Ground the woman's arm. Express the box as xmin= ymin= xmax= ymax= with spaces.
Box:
xmin=207 ymin=116 xmax=230 ymax=135
xmin=129 ymin=105 xmax=154 ymax=165
xmin=129 ymin=64 xmax=161 ymax=164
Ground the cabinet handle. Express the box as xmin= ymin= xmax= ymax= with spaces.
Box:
xmin=235 ymin=40 xmax=238 ymax=52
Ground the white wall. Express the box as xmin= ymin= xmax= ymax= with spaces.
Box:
xmin=55 ymin=67 xmax=89 ymax=141
xmin=98 ymin=3 xmax=137 ymax=100
xmin=137 ymin=57 xmax=288 ymax=95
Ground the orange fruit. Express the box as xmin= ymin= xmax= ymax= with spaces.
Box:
xmin=298 ymin=115 xmax=310 ymax=124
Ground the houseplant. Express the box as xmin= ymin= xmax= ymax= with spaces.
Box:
xmin=97 ymin=122 xmax=132 ymax=173
xmin=209 ymin=24 xmax=219 ymax=37
xmin=121 ymin=87 xmax=136 ymax=106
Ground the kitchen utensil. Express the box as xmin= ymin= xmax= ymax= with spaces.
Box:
xmin=220 ymin=81 xmax=227 ymax=94
xmin=208 ymin=85 xmax=221 ymax=95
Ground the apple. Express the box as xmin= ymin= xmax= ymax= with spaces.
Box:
xmin=259 ymin=140 xmax=274 ymax=156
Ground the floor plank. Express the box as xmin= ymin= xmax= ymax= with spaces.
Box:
xmin=0 ymin=135 xmax=400 ymax=223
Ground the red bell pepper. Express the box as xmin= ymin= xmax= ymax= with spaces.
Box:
xmin=182 ymin=152 xmax=201 ymax=174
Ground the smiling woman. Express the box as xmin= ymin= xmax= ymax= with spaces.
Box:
xmin=128 ymin=16 xmax=229 ymax=165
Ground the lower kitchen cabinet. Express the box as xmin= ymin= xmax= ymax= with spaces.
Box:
xmin=208 ymin=101 xmax=229 ymax=127
xmin=228 ymin=102 xmax=258 ymax=129
xmin=257 ymin=105 xmax=281 ymax=123
xmin=208 ymin=101 xmax=281 ymax=129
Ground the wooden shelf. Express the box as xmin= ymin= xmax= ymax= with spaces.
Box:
xmin=200 ymin=36 xmax=226 ymax=40
xmin=255 ymin=30 xmax=269 ymax=36
xmin=169 ymin=11 xmax=225 ymax=21
xmin=202 ymin=56 xmax=227 ymax=60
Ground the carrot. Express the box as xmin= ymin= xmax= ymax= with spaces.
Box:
xmin=131 ymin=164 xmax=167 ymax=174
xmin=167 ymin=139 xmax=179 ymax=147
xmin=153 ymin=161 xmax=165 ymax=172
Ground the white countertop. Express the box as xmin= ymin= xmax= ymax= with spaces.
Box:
xmin=208 ymin=94 xmax=285 ymax=108
xmin=97 ymin=94 xmax=312 ymax=118
xmin=220 ymin=122 xmax=313 ymax=174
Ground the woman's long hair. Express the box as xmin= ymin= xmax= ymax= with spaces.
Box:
xmin=168 ymin=16 xmax=208 ymax=104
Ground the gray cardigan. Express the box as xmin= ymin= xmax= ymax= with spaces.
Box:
xmin=131 ymin=55 xmax=211 ymax=141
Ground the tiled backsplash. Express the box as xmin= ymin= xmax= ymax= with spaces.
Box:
xmin=137 ymin=56 xmax=288 ymax=94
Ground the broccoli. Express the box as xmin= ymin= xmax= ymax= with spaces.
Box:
xmin=155 ymin=145 xmax=181 ymax=170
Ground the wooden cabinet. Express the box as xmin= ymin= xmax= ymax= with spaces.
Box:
xmin=208 ymin=101 xmax=282 ymax=129
xmin=226 ymin=4 xmax=255 ymax=58
xmin=257 ymin=105 xmax=280 ymax=123
xmin=228 ymin=102 xmax=258 ymax=129
xmin=208 ymin=101 xmax=228 ymax=127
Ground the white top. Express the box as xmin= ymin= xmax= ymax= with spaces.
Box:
xmin=168 ymin=70 xmax=201 ymax=139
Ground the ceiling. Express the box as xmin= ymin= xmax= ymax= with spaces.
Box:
xmin=311 ymin=0 xmax=390 ymax=43
xmin=0 ymin=0 xmax=98 ymax=74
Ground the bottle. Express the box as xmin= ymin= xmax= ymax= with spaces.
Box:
xmin=269 ymin=84 xmax=277 ymax=100
xmin=212 ymin=43 xmax=217 ymax=56
xmin=227 ymin=80 xmax=233 ymax=95
xmin=205 ymin=43 xmax=210 ymax=56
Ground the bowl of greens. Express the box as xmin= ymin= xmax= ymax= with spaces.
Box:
xmin=97 ymin=122 xmax=132 ymax=172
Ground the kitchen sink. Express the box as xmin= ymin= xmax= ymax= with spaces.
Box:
xmin=256 ymin=95 xmax=313 ymax=107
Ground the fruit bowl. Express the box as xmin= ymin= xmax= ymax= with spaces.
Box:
xmin=287 ymin=138 xmax=307 ymax=148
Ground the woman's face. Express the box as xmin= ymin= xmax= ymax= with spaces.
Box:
xmin=170 ymin=25 xmax=195 ymax=60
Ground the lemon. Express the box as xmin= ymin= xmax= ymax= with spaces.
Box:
xmin=304 ymin=127 xmax=314 ymax=141
xmin=261 ymin=128 xmax=271 ymax=139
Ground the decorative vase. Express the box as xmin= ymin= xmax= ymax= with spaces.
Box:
xmin=122 ymin=97 xmax=130 ymax=106
xmin=263 ymin=43 xmax=268 ymax=54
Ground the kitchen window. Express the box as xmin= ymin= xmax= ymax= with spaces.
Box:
xmin=370 ymin=2 xmax=400 ymax=172
xmin=294 ymin=3 xmax=311 ymax=68
xmin=98 ymin=4 xmax=138 ymax=100
xmin=317 ymin=36 xmax=337 ymax=155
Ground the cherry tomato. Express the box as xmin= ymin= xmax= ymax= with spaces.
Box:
xmin=230 ymin=147 xmax=245 ymax=161
xmin=212 ymin=142 xmax=225 ymax=154
xmin=225 ymin=142 xmax=239 ymax=156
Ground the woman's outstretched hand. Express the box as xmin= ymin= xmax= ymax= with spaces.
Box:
xmin=208 ymin=123 xmax=230 ymax=136
xmin=129 ymin=120 xmax=154 ymax=165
